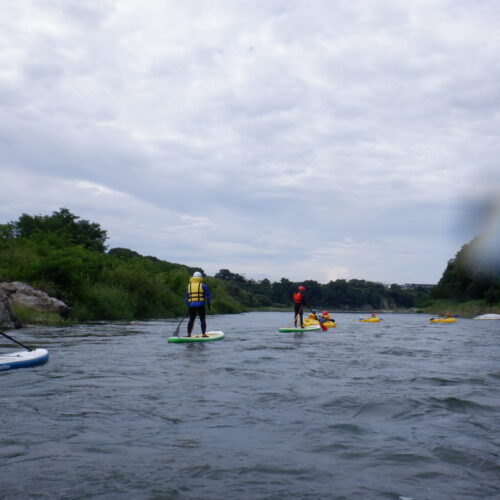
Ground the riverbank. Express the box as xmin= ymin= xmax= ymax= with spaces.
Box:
xmin=9 ymin=298 xmax=500 ymax=327
xmin=10 ymin=306 xmax=425 ymax=327
xmin=418 ymin=299 xmax=500 ymax=318
xmin=11 ymin=305 xmax=77 ymax=327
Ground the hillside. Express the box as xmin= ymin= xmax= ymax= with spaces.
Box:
xmin=424 ymin=235 xmax=500 ymax=317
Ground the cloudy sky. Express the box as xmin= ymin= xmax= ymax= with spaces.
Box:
xmin=1 ymin=0 xmax=499 ymax=285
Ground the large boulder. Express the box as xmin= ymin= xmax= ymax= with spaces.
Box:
xmin=473 ymin=313 xmax=500 ymax=320
xmin=0 ymin=293 xmax=22 ymax=329
xmin=0 ymin=282 xmax=71 ymax=319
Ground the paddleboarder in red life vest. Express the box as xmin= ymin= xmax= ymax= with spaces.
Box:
xmin=185 ymin=271 xmax=211 ymax=337
xmin=293 ymin=285 xmax=307 ymax=328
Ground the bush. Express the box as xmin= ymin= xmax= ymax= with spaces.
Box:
xmin=82 ymin=284 xmax=136 ymax=321
xmin=11 ymin=305 xmax=75 ymax=326
xmin=212 ymin=296 xmax=242 ymax=314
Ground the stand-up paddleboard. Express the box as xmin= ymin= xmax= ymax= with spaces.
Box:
xmin=0 ymin=348 xmax=49 ymax=371
xmin=168 ymin=331 xmax=224 ymax=343
xmin=278 ymin=325 xmax=321 ymax=332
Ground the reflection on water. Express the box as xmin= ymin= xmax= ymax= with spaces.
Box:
xmin=1 ymin=312 xmax=499 ymax=500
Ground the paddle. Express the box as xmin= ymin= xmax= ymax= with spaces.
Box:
xmin=0 ymin=331 xmax=33 ymax=351
xmin=173 ymin=312 xmax=189 ymax=337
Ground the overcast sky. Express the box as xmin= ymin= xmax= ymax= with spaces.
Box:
xmin=1 ymin=0 xmax=499 ymax=285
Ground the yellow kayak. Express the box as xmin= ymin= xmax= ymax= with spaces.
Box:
xmin=359 ymin=317 xmax=380 ymax=323
xmin=430 ymin=318 xmax=456 ymax=323
xmin=303 ymin=318 xmax=336 ymax=328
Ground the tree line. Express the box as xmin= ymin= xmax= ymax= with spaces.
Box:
xmin=0 ymin=208 xmax=445 ymax=322
xmin=213 ymin=269 xmax=430 ymax=310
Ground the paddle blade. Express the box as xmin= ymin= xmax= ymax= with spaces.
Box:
xmin=172 ymin=312 xmax=188 ymax=337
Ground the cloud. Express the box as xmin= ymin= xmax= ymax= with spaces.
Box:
xmin=1 ymin=0 xmax=500 ymax=284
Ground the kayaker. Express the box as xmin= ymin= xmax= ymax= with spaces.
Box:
xmin=371 ymin=312 xmax=377 ymax=318
xmin=185 ymin=271 xmax=211 ymax=337
xmin=308 ymin=309 xmax=318 ymax=321
xmin=319 ymin=310 xmax=335 ymax=325
xmin=293 ymin=285 xmax=307 ymax=328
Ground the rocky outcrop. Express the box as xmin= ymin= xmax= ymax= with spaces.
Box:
xmin=0 ymin=293 xmax=22 ymax=329
xmin=380 ymin=297 xmax=398 ymax=310
xmin=0 ymin=282 xmax=71 ymax=328
xmin=473 ymin=313 xmax=500 ymax=320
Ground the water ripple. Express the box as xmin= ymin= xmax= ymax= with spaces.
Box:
xmin=1 ymin=312 xmax=499 ymax=500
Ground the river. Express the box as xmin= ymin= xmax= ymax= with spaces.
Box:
xmin=1 ymin=312 xmax=499 ymax=499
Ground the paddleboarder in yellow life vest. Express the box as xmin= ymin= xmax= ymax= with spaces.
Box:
xmin=185 ymin=271 xmax=211 ymax=337
xmin=293 ymin=285 xmax=307 ymax=328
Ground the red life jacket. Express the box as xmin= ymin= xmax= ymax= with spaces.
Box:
xmin=293 ymin=292 xmax=303 ymax=303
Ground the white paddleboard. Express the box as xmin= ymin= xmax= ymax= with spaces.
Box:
xmin=168 ymin=331 xmax=225 ymax=343
xmin=0 ymin=348 xmax=49 ymax=371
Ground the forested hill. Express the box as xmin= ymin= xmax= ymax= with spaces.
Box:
xmin=431 ymin=236 xmax=500 ymax=305
xmin=0 ymin=209 xmax=247 ymax=321
xmin=0 ymin=209 xmax=429 ymax=322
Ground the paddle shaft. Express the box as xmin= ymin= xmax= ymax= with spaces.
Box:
xmin=0 ymin=331 xmax=33 ymax=351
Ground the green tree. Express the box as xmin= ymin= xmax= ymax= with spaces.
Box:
xmin=14 ymin=208 xmax=108 ymax=252
xmin=432 ymin=235 xmax=500 ymax=304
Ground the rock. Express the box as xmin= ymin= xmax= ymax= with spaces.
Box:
xmin=0 ymin=294 xmax=22 ymax=329
xmin=0 ymin=281 xmax=71 ymax=319
xmin=473 ymin=313 xmax=500 ymax=320
xmin=380 ymin=297 xmax=397 ymax=310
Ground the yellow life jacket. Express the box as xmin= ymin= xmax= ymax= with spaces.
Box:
xmin=187 ymin=277 xmax=205 ymax=302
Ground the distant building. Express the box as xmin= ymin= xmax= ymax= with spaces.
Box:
xmin=401 ymin=283 xmax=435 ymax=290
xmin=380 ymin=283 xmax=435 ymax=290
xmin=378 ymin=283 xmax=435 ymax=290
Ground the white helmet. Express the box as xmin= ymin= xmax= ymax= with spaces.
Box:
xmin=193 ymin=271 xmax=202 ymax=278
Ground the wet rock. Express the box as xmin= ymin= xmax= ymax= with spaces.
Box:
xmin=0 ymin=293 xmax=22 ymax=329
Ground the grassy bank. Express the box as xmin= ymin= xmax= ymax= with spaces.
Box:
xmin=418 ymin=299 xmax=500 ymax=318
xmin=11 ymin=306 xmax=77 ymax=327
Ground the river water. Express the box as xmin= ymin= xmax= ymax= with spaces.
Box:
xmin=1 ymin=312 xmax=499 ymax=500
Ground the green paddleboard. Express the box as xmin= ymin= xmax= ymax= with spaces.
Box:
xmin=168 ymin=331 xmax=225 ymax=343
xmin=278 ymin=325 xmax=321 ymax=332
